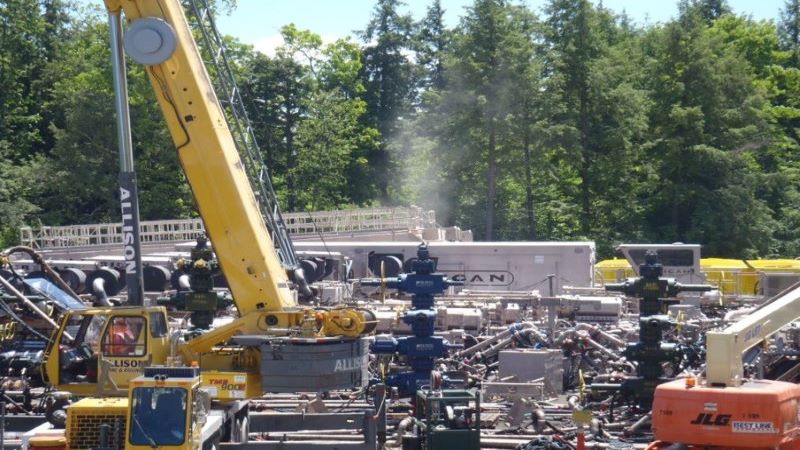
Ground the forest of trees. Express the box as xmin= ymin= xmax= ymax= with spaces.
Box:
xmin=1 ymin=0 xmax=800 ymax=258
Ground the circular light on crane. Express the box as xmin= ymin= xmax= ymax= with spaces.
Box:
xmin=124 ymin=17 xmax=177 ymax=65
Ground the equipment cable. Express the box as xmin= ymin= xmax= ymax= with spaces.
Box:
xmin=0 ymin=296 xmax=52 ymax=343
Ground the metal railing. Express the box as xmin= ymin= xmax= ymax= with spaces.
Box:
xmin=19 ymin=206 xmax=437 ymax=249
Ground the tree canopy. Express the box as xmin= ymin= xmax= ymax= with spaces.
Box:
xmin=1 ymin=0 xmax=799 ymax=259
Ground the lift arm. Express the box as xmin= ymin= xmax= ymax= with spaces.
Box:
xmin=705 ymin=283 xmax=800 ymax=386
xmin=102 ymin=0 xmax=295 ymax=316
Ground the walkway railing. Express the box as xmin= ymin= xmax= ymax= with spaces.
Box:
xmin=19 ymin=206 xmax=437 ymax=249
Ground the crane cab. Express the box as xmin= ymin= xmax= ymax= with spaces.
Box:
xmin=43 ymin=306 xmax=170 ymax=395
xmin=126 ymin=367 xmax=208 ymax=450
xmin=55 ymin=367 xmax=211 ymax=450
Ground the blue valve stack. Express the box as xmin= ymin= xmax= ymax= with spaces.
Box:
xmin=363 ymin=244 xmax=462 ymax=396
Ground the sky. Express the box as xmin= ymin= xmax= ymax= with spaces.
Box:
xmin=215 ymin=0 xmax=788 ymax=55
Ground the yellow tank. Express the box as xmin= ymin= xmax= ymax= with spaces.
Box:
xmin=747 ymin=259 xmax=800 ymax=270
xmin=595 ymin=258 xmax=635 ymax=284
xmin=597 ymin=256 xmax=800 ymax=297
xmin=700 ymin=258 xmax=756 ymax=296
xmin=701 ymin=259 xmax=800 ymax=296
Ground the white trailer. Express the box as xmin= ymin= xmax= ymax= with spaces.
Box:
xmin=293 ymin=241 xmax=596 ymax=294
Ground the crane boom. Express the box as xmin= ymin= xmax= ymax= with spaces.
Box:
xmin=185 ymin=0 xmax=300 ymax=271
xmin=40 ymin=0 xmax=374 ymax=400
xmin=103 ymin=0 xmax=295 ymax=315
xmin=705 ymin=282 xmax=800 ymax=386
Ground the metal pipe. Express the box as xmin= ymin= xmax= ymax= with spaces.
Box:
xmin=576 ymin=323 xmax=626 ymax=348
xmin=92 ymin=277 xmax=112 ymax=307
xmin=480 ymin=438 xmax=533 ymax=449
xmin=474 ymin=337 xmax=517 ymax=361
xmin=567 ymin=395 xmax=579 ymax=409
xmin=1 ymin=402 xmax=5 ymax=450
xmin=455 ymin=322 xmax=534 ymax=359
xmin=262 ymin=430 xmax=363 ymax=435
xmin=373 ymin=383 xmax=386 ymax=444
xmin=724 ymin=307 xmax=754 ymax=323
xmin=396 ymin=416 xmax=414 ymax=435
xmin=108 ymin=10 xmax=144 ymax=306
xmin=471 ymin=327 xmax=546 ymax=362
xmin=178 ymin=274 xmax=191 ymax=290
xmin=625 ymin=412 xmax=652 ymax=435
xmin=590 ymin=383 xmax=623 ymax=392
xmin=249 ymin=404 xmax=373 ymax=409
xmin=584 ymin=337 xmax=621 ymax=359
xmin=1 ymin=394 xmax=30 ymax=415
xmin=258 ymin=435 xmax=363 ymax=441
xmin=0 ymin=275 xmax=61 ymax=330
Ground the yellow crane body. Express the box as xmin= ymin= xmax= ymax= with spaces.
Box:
xmin=103 ymin=0 xmax=297 ymax=319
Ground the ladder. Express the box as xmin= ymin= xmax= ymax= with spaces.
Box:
xmin=183 ymin=0 xmax=299 ymax=269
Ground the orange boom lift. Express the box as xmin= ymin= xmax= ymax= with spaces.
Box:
xmin=649 ymin=283 xmax=800 ymax=450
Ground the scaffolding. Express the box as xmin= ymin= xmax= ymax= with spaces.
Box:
xmin=19 ymin=206 xmax=437 ymax=249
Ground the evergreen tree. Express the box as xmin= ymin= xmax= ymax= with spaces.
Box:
xmin=360 ymin=0 xmax=415 ymax=201
xmin=644 ymin=6 xmax=774 ymax=256
xmin=244 ymin=28 xmax=379 ymax=211
xmin=243 ymin=25 xmax=321 ymax=210
xmin=688 ymin=0 xmax=731 ymax=24
xmin=780 ymin=0 xmax=800 ymax=65
xmin=429 ymin=0 xmax=540 ymax=239
xmin=40 ymin=19 xmax=193 ymax=225
xmin=415 ymin=0 xmax=449 ymax=93
xmin=0 ymin=0 xmax=49 ymax=157
xmin=541 ymin=0 xmax=652 ymax=251
xmin=0 ymin=0 xmax=66 ymax=245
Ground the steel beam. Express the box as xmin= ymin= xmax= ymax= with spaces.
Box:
xmin=220 ymin=441 xmax=375 ymax=450
xmin=0 ymin=415 xmax=47 ymax=432
xmin=249 ymin=412 xmax=373 ymax=433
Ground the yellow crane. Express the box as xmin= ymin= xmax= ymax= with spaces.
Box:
xmin=39 ymin=0 xmax=375 ymax=418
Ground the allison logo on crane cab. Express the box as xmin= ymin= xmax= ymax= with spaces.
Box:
xmin=447 ymin=270 xmax=514 ymax=287
xmin=334 ymin=357 xmax=363 ymax=372
xmin=120 ymin=187 xmax=137 ymax=274
xmin=110 ymin=359 xmax=145 ymax=373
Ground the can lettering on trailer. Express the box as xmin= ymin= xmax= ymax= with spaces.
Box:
xmin=447 ymin=271 xmax=514 ymax=287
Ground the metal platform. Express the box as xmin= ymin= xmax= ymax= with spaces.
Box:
xmin=19 ymin=206 xmax=442 ymax=249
